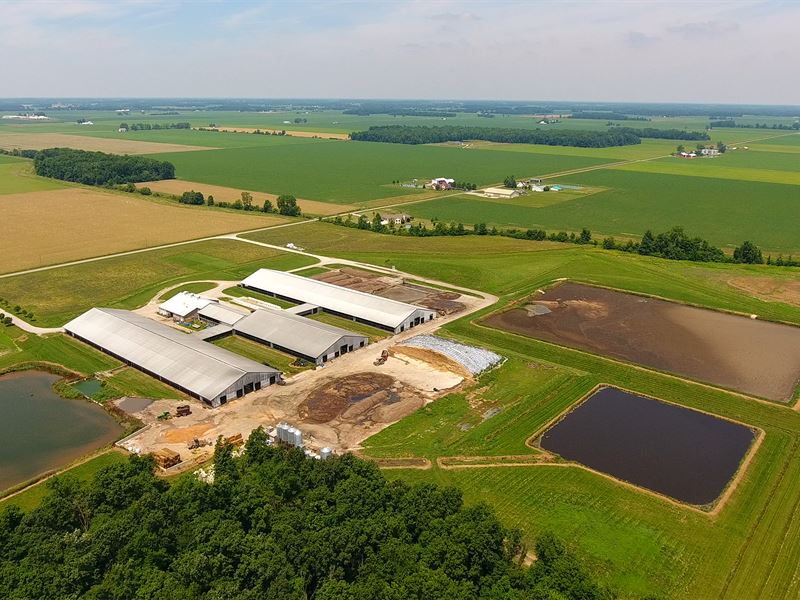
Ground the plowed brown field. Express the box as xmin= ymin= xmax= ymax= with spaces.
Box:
xmin=0 ymin=133 xmax=213 ymax=154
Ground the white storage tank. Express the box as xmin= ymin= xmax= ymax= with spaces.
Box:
xmin=320 ymin=447 xmax=333 ymax=460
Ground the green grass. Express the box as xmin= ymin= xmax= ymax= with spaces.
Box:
xmin=222 ymin=285 xmax=298 ymax=308
xmin=309 ymin=312 xmax=389 ymax=342
xmin=613 ymin=155 xmax=800 ymax=185
xmin=0 ymin=239 xmax=317 ymax=327
xmin=152 ymin=140 xmax=613 ymax=204
xmin=101 ymin=367 xmax=182 ymax=400
xmin=213 ymin=334 xmax=311 ymax=375
xmin=0 ymin=327 xmax=120 ymax=375
xmin=293 ymin=266 xmax=331 ymax=277
xmin=0 ymin=160 xmax=66 ymax=194
xmin=0 ymin=451 xmax=128 ymax=512
xmin=158 ymin=281 xmax=217 ymax=301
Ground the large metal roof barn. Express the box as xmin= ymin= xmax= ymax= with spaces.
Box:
xmin=240 ymin=269 xmax=436 ymax=333
xmin=64 ymin=308 xmax=280 ymax=407
xmin=233 ymin=309 xmax=368 ymax=365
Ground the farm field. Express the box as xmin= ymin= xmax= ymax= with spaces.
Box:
xmin=140 ymin=178 xmax=355 ymax=216
xmin=0 ymin=158 xmax=65 ymax=194
xmin=612 ymin=154 xmax=800 ymax=185
xmin=0 ymin=187 xmax=291 ymax=273
xmin=0 ymin=239 xmax=317 ymax=326
xmin=0 ymin=132 xmax=212 ymax=154
xmin=151 ymin=140 xmax=614 ymax=204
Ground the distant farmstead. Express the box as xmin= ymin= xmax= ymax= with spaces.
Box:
xmin=430 ymin=177 xmax=454 ymax=190
xmin=482 ymin=186 xmax=521 ymax=199
xmin=380 ymin=213 xmax=412 ymax=226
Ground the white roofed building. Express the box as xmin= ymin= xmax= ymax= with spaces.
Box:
xmin=158 ymin=292 xmax=214 ymax=321
xmin=240 ymin=269 xmax=436 ymax=333
xmin=233 ymin=309 xmax=368 ymax=365
xmin=482 ymin=187 xmax=521 ymax=199
xmin=64 ymin=308 xmax=280 ymax=407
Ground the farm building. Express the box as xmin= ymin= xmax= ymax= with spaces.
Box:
xmin=380 ymin=213 xmax=412 ymax=226
xmin=482 ymin=187 xmax=521 ymax=199
xmin=701 ymin=148 xmax=720 ymax=157
xmin=198 ymin=302 xmax=248 ymax=326
xmin=232 ymin=309 xmax=369 ymax=365
xmin=158 ymin=292 xmax=214 ymax=321
xmin=240 ymin=269 xmax=436 ymax=333
xmin=64 ymin=308 xmax=281 ymax=407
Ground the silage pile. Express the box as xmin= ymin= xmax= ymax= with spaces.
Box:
xmin=401 ymin=335 xmax=503 ymax=375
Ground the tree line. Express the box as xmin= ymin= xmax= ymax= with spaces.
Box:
xmin=0 ymin=435 xmax=613 ymax=599
xmin=570 ymin=112 xmax=649 ymax=121
xmin=709 ymin=120 xmax=800 ymax=130
xmin=613 ymin=127 xmax=710 ymax=141
xmin=170 ymin=188 xmax=301 ymax=216
xmin=33 ymin=148 xmax=174 ymax=185
xmin=351 ymin=125 xmax=642 ymax=148
xmin=120 ymin=122 xmax=191 ymax=130
xmin=602 ymin=227 xmax=769 ymax=265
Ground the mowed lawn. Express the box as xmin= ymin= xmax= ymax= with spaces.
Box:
xmin=0 ymin=187 xmax=291 ymax=273
xmin=153 ymin=139 xmax=613 ymax=204
xmin=0 ymin=239 xmax=317 ymax=326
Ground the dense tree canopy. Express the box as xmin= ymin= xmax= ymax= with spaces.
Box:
xmin=33 ymin=148 xmax=175 ymax=185
xmin=613 ymin=127 xmax=710 ymax=141
xmin=0 ymin=436 xmax=612 ymax=599
xmin=351 ymin=125 xmax=641 ymax=148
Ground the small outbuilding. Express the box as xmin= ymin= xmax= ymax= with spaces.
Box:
xmin=158 ymin=292 xmax=214 ymax=321
xmin=482 ymin=186 xmax=521 ymax=199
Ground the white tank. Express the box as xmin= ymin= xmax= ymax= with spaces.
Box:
xmin=320 ymin=447 xmax=333 ymax=460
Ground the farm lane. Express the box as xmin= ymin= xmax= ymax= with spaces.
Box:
xmin=2 ymin=311 xmax=62 ymax=334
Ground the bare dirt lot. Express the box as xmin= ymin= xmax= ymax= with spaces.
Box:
xmin=1 ymin=188 xmax=288 ymax=273
xmin=0 ymin=132 xmax=213 ymax=155
xmin=140 ymin=179 xmax=354 ymax=216
xmin=485 ymin=282 xmax=800 ymax=402
xmin=726 ymin=276 xmax=800 ymax=307
xmin=314 ymin=267 xmax=466 ymax=315
xmin=201 ymin=126 xmax=350 ymax=140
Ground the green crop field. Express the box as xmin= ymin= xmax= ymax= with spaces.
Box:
xmin=0 ymin=239 xmax=317 ymax=327
xmin=0 ymin=159 xmax=66 ymax=194
xmin=152 ymin=140 xmax=613 ymax=204
xmin=0 ymin=326 xmax=120 ymax=375
xmin=612 ymin=155 xmax=800 ymax=185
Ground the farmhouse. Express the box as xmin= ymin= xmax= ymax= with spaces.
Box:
xmin=701 ymin=148 xmax=720 ymax=157
xmin=240 ymin=269 xmax=436 ymax=333
xmin=482 ymin=186 xmax=521 ymax=199
xmin=64 ymin=308 xmax=281 ymax=407
xmin=430 ymin=177 xmax=454 ymax=190
xmin=380 ymin=213 xmax=412 ymax=226
xmin=158 ymin=291 xmax=214 ymax=321
xmin=231 ymin=309 xmax=369 ymax=366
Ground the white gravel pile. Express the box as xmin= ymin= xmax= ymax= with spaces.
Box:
xmin=402 ymin=335 xmax=503 ymax=375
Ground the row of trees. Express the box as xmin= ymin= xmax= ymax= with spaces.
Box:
xmin=675 ymin=141 xmax=727 ymax=154
xmin=327 ymin=213 xmax=595 ymax=246
xmin=120 ymin=122 xmax=191 ymax=130
xmin=33 ymin=148 xmax=175 ymax=185
xmin=351 ymin=125 xmax=642 ymax=148
xmin=613 ymin=126 xmax=710 ymax=141
xmin=602 ymin=227 xmax=766 ymax=264
xmin=0 ymin=437 xmax=612 ymax=599
xmin=709 ymin=119 xmax=800 ymax=130
xmin=570 ymin=112 xmax=649 ymax=121
xmin=176 ymin=189 xmax=301 ymax=216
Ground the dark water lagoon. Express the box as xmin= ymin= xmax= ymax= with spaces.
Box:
xmin=540 ymin=387 xmax=755 ymax=505
xmin=0 ymin=371 xmax=122 ymax=492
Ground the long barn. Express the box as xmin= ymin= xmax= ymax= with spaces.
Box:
xmin=240 ymin=269 xmax=436 ymax=333
xmin=64 ymin=308 xmax=281 ymax=407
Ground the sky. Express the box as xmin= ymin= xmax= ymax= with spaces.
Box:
xmin=0 ymin=0 xmax=798 ymax=104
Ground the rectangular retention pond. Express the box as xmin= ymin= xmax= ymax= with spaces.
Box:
xmin=539 ymin=387 xmax=755 ymax=505
xmin=485 ymin=282 xmax=800 ymax=402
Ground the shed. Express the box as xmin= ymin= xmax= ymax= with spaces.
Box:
xmin=158 ymin=292 xmax=214 ymax=321
xmin=482 ymin=187 xmax=521 ymax=199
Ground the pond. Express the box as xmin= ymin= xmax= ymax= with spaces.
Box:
xmin=0 ymin=371 xmax=122 ymax=493
xmin=73 ymin=378 xmax=103 ymax=398
xmin=485 ymin=282 xmax=800 ymax=402
xmin=539 ymin=387 xmax=755 ymax=505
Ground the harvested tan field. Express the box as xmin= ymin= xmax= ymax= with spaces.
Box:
xmin=140 ymin=179 xmax=354 ymax=216
xmin=0 ymin=132 xmax=213 ymax=155
xmin=201 ymin=126 xmax=349 ymax=140
xmin=1 ymin=188 xmax=288 ymax=273
xmin=726 ymin=276 xmax=800 ymax=307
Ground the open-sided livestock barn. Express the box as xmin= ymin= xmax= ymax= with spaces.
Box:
xmin=231 ymin=308 xmax=369 ymax=365
xmin=64 ymin=308 xmax=281 ymax=407
xmin=240 ymin=269 xmax=436 ymax=333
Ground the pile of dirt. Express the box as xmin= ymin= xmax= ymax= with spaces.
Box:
xmin=300 ymin=373 xmax=397 ymax=423
xmin=162 ymin=424 xmax=212 ymax=444
xmin=390 ymin=346 xmax=473 ymax=379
